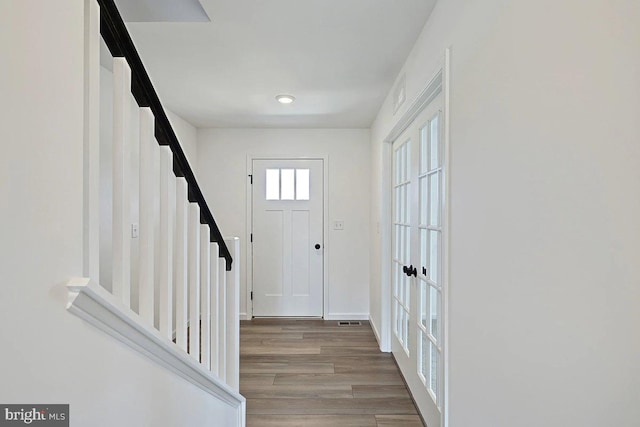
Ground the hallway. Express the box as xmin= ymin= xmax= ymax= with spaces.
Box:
xmin=240 ymin=319 xmax=423 ymax=426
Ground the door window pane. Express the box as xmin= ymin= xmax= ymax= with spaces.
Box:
xmin=266 ymin=169 xmax=280 ymax=200
xmin=419 ymin=177 xmax=427 ymax=226
xmin=296 ymin=169 xmax=310 ymax=200
xmin=420 ymin=331 xmax=428 ymax=380
xmin=281 ymin=169 xmax=294 ymax=200
xmin=430 ymin=286 xmax=439 ymax=341
xmin=429 ymin=230 xmax=439 ymax=283
xmin=420 ymin=125 xmax=428 ymax=174
xmin=429 ymin=114 xmax=439 ymax=170
xmin=420 ymin=229 xmax=427 ymax=278
xmin=420 ymin=280 xmax=428 ymax=329
xmin=428 ymin=173 xmax=439 ymax=226
xmin=429 ymin=342 xmax=439 ymax=400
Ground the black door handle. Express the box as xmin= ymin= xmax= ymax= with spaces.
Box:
xmin=402 ymin=266 xmax=408 ymax=275
xmin=315 ymin=244 xmax=321 ymax=250
xmin=406 ymin=265 xmax=417 ymax=277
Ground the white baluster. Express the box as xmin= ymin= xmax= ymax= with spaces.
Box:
xmin=159 ymin=147 xmax=174 ymax=340
xmin=83 ymin=0 xmax=100 ymax=283
xmin=218 ymin=257 xmax=227 ymax=382
xmin=112 ymin=57 xmax=131 ymax=307
xmin=138 ymin=107 xmax=155 ymax=324
xmin=225 ymin=237 xmax=240 ymax=391
xmin=174 ymin=178 xmax=188 ymax=352
xmin=209 ymin=242 xmax=220 ymax=376
xmin=200 ymin=225 xmax=211 ymax=369
xmin=188 ymin=203 xmax=201 ymax=361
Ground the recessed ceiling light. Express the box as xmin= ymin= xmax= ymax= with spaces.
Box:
xmin=276 ymin=94 xmax=295 ymax=104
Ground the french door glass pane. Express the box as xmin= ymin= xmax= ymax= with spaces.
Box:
xmin=404 ymin=310 xmax=410 ymax=351
xmin=429 ymin=342 xmax=439 ymax=399
xmin=429 ymin=230 xmax=439 ymax=283
xmin=420 ymin=280 xmax=428 ymax=329
xmin=430 ymin=286 xmax=439 ymax=341
xmin=429 ymin=114 xmax=439 ymax=171
xmin=420 ymin=125 xmax=428 ymax=174
xmin=420 ymin=229 xmax=427 ymax=277
xmin=420 ymin=331 xmax=428 ymax=380
xmin=419 ymin=177 xmax=427 ymax=226
xmin=406 ymin=226 xmax=411 ymax=261
xmin=428 ymin=173 xmax=439 ymax=226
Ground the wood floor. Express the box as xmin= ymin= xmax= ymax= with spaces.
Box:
xmin=240 ymin=319 xmax=423 ymax=427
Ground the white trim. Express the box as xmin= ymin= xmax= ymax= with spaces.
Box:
xmin=66 ymin=277 xmax=246 ymax=417
xmin=82 ymin=0 xmax=100 ymax=283
xmin=369 ymin=314 xmax=389 ymax=352
xmin=384 ymin=69 xmax=444 ymax=144
xmin=324 ymin=313 xmax=370 ymax=321
xmin=246 ymin=155 xmax=330 ymax=319
xmin=442 ymin=47 xmax=452 ymax=427
xmin=381 ymin=52 xmax=450 ymax=427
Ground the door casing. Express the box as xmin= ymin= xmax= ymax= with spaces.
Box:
xmin=246 ymin=155 xmax=330 ymax=319
xmin=380 ymin=49 xmax=451 ymax=427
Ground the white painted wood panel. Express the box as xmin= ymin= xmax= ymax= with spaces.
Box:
xmin=252 ymin=159 xmax=323 ymax=317
xmin=200 ymin=224 xmax=211 ymax=370
xmin=188 ymin=203 xmax=201 ymax=361
xmin=218 ymin=258 xmax=227 ymax=382
xmin=111 ymin=57 xmax=132 ymax=308
xmin=225 ymin=237 xmax=240 ymax=391
xmin=83 ymin=0 xmax=100 ymax=283
xmin=209 ymin=242 xmax=220 ymax=376
xmin=138 ymin=107 xmax=155 ymax=324
xmin=159 ymin=146 xmax=174 ymax=339
xmin=174 ymin=178 xmax=189 ymax=352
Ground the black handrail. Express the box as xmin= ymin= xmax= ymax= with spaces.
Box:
xmin=97 ymin=0 xmax=232 ymax=270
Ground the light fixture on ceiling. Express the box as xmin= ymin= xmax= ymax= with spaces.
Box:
xmin=276 ymin=94 xmax=295 ymax=104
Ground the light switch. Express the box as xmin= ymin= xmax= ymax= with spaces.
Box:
xmin=131 ymin=223 xmax=139 ymax=238
xmin=333 ymin=220 xmax=344 ymax=230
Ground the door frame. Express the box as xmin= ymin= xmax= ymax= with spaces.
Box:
xmin=380 ymin=48 xmax=451 ymax=427
xmin=245 ymin=155 xmax=329 ymax=319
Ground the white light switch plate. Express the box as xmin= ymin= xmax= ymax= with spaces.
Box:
xmin=131 ymin=223 xmax=139 ymax=238
xmin=333 ymin=220 xmax=344 ymax=230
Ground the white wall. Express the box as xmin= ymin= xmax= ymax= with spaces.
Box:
xmin=370 ymin=0 xmax=640 ymax=426
xmin=197 ymin=128 xmax=371 ymax=319
xmin=0 ymin=2 xmax=238 ymax=425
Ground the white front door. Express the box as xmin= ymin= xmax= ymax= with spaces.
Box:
xmin=392 ymin=92 xmax=445 ymax=427
xmin=252 ymin=159 xmax=324 ymax=317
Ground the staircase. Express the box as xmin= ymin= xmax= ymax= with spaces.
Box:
xmin=65 ymin=0 xmax=245 ymax=424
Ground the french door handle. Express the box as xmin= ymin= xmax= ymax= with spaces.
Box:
xmin=405 ymin=265 xmax=417 ymax=277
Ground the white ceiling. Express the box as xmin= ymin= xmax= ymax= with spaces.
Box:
xmin=119 ymin=0 xmax=437 ymax=128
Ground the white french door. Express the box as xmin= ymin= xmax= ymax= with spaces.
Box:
xmin=392 ymin=92 xmax=445 ymax=427
xmin=252 ymin=159 xmax=324 ymax=317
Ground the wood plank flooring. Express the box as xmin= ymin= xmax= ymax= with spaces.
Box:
xmin=240 ymin=319 xmax=423 ymax=427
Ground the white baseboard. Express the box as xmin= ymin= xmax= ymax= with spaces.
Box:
xmin=324 ymin=313 xmax=369 ymax=321
xmin=370 ymin=315 xmax=381 ymax=342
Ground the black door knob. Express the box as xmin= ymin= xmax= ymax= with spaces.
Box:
xmin=315 ymin=244 xmax=321 ymax=249
xmin=406 ymin=265 xmax=417 ymax=277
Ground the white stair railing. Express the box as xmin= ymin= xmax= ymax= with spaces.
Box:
xmin=101 ymin=53 xmax=243 ymax=391
xmin=68 ymin=1 xmax=245 ymax=424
